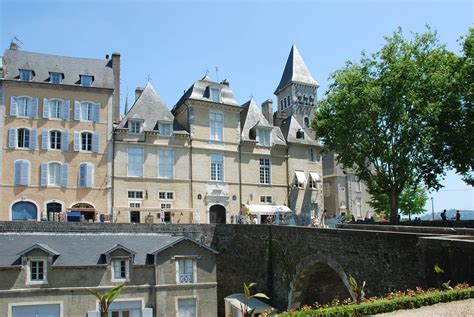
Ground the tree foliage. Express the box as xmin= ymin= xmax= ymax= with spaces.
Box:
xmin=314 ymin=27 xmax=463 ymax=222
xmin=88 ymin=284 xmax=124 ymax=317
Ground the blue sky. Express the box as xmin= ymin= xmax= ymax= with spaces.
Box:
xmin=1 ymin=0 xmax=473 ymax=211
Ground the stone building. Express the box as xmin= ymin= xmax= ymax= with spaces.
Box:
xmin=0 ymin=42 xmax=120 ymax=222
xmin=0 ymin=232 xmax=218 ymax=317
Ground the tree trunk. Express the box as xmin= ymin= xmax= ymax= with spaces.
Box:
xmin=389 ymin=190 xmax=399 ymax=223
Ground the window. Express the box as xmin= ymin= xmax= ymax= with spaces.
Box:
xmin=12 ymin=201 xmax=37 ymax=220
xmin=14 ymin=160 xmax=31 ymax=186
xmin=304 ymin=116 xmax=310 ymax=128
xmin=356 ymin=199 xmax=362 ymax=217
xmin=50 ymin=72 xmax=62 ymax=84
xmin=81 ymin=102 xmax=94 ymax=121
xmin=128 ymin=191 xmax=144 ymax=200
xmin=210 ymin=87 xmax=221 ymax=103
xmin=210 ymin=153 xmax=223 ymax=181
xmin=287 ymin=95 xmax=291 ymax=107
xmin=158 ymin=149 xmax=174 ymax=178
xmin=309 ymin=176 xmax=317 ymax=189
xmin=78 ymin=163 xmax=94 ymax=188
xmin=112 ymin=259 xmax=127 ymax=281
xmin=256 ymin=128 xmax=271 ymax=146
xmin=19 ymin=69 xmax=33 ymax=81
xmin=355 ymin=178 xmax=362 ymax=192
xmin=209 ymin=111 xmax=223 ymax=141
xmin=128 ymin=121 xmax=141 ymax=134
xmin=17 ymin=128 xmax=30 ymax=148
xmin=81 ymin=132 xmax=92 ymax=151
xmin=323 ymin=183 xmax=331 ymax=197
xmin=280 ymin=100 xmax=284 ymax=111
xmin=74 ymin=101 xmax=99 ymax=122
xmin=49 ymin=99 xmax=62 ymax=119
xmin=130 ymin=211 xmax=140 ymax=223
xmin=80 ymin=75 xmax=93 ymax=87
xmin=158 ymin=191 xmax=174 ymax=200
xmin=259 ymin=158 xmax=271 ymax=184
xmin=294 ymin=171 xmax=306 ymax=188
xmin=260 ymin=195 xmax=272 ymax=204
xmin=17 ymin=97 xmax=32 ymax=117
xmin=49 ymin=130 xmax=62 ymax=150
xmin=12 ymin=304 xmax=60 ymax=316
xmin=159 ymin=122 xmax=173 ymax=136
xmin=308 ymin=148 xmax=318 ymax=162
xmin=296 ymin=129 xmax=305 ymax=139
xmin=177 ymin=298 xmax=197 ymax=317
xmin=128 ymin=147 xmax=144 ymax=177
xmin=160 ymin=204 xmax=172 ymax=223
xmin=129 ymin=202 xmax=141 ymax=208
xmin=29 ymin=260 xmax=46 ymax=284
xmin=48 ymin=163 xmax=62 ymax=186
xmin=178 ymin=258 xmax=195 ymax=284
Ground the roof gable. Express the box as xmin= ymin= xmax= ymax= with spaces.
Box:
xmin=241 ymin=100 xmax=273 ymax=142
xmin=17 ymin=243 xmax=60 ymax=257
xmin=152 ymin=237 xmax=218 ymax=256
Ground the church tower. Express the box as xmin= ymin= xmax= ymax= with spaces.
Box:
xmin=274 ymin=45 xmax=319 ymax=129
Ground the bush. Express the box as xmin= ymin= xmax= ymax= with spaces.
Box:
xmin=276 ymin=288 xmax=474 ymax=316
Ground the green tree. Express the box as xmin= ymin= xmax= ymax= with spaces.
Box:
xmin=239 ymin=282 xmax=270 ymax=317
xmin=315 ymin=27 xmax=461 ymax=222
xmin=88 ymin=284 xmax=124 ymax=317
xmin=369 ymin=182 xmax=428 ymax=219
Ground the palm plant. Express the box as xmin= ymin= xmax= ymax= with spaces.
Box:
xmin=348 ymin=275 xmax=366 ymax=304
xmin=240 ymin=282 xmax=270 ymax=317
xmin=88 ymin=284 xmax=124 ymax=317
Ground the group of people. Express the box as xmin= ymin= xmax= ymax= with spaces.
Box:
xmin=440 ymin=209 xmax=461 ymax=221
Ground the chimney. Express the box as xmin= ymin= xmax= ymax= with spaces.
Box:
xmin=220 ymin=79 xmax=229 ymax=86
xmin=135 ymin=87 xmax=144 ymax=101
xmin=111 ymin=52 xmax=121 ymax=122
xmin=105 ymin=54 xmax=110 ymax=59
xmin=261 ymin=99 xmax=273 ymax=125
xmin=9 ymin=41 xmax=18 ymax=50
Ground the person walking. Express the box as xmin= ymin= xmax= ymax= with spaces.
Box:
xmin=455 ymin=210 xmax=461 ymax=221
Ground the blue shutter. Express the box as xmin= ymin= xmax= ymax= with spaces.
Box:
xmin=92 ymin=133 xmax=100 ymax=153
xmin=86 ymin=164 xmax=94 ymax=188
xmin=74 ymin=131 xmax=80 ymax=151
xmin=10 ymin=96 xmax=18 ymax=116
xmin=8 ymin=128 xmax=17 ymax=148
xmin=62 ymin=100 xmax=70 ymax=120
xmin=74 ymin=101 xmax=81 ymax=120
xmin=61 ymin=130 xmax=69 ymax=151
xmin=14 ymin=161 xmax=21 ymax=185
xmin=29 ymin=98 xmax=39 ymax=118
xmin=93 ymin=103 xmax=101 ymax=122
xmin=40 ymin=162 xmax=48 ymax=187
xmin=43 ymin=98 xmax=50 ymax=118
xmin=29 ymin=128 xmax=37 ymax=150
xmin=41 ymin=129 xmax=49 ymax=150
xmin=61 ymin=163 xmax=69 ymax=187
xmin=22 ymin=161 xmax=31 ymax=186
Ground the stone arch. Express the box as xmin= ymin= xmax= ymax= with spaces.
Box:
xmin=209 ymin=204 xmax=226 ymax=224
xmin=288 ymin=254 xmax=354 ymax=310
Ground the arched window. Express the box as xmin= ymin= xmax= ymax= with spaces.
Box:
xmin=81 ymin=132 xmax=92 ymax=151
xmin=17 ymin=128 xmax=30 ymax=148
xmin=49 ymin=130 xmax=62 ymax=150
xmin=304 ymin=117 xmax=310 ymax=128
xmin=48 ymin=163 xmax=62 ymax=186
xmin=17 ymin=97 xmax=32 ymax=117
xmin=12 ymin=201 xmax=37 ymax=221
xmin=49 ymin=99 xmax=62 ymax=119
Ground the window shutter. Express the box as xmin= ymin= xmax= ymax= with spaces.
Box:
xmin=141 ymin=308 xmax=153 ymax=317
xmin=43 ymin=98 xmax=50 ymax=118
xmin=74 ymin=131 xmax=80 ymax=151
xmin=40 ymin=162 xmax=48 ymax=187
xmin=14 ymin=161 xmax=22 ymax=185
xmin=41 ymin=129 xmax=49 ymax=150
xmin=61 ymin=130 xmax=69 ymax=151
xmin=29 ymin=128 xmax=37 ymax=150
xmin=87 ymin=312 xmax=99 ymax=317
xmin=93 ymin=103 xmax=101 ymax=122
xmin=92 ymin=133 xmax=100 ymax=153
xmin=8 ymin=128 xmax=17 ymax=148
xmin=86 ymin=163 xmax=94 ymax=188
xmin=74 ymin=101 xmax=81 ymax=120
xmin=29 ymin=98 xmax=39 ymax=118
xmin=22 ymin=161 xmax=31 ymax=186
xmin=61 ymin=163 xmax=69 ymax=187
xmin=62 ymin=100 xmax=70 ymax=120
xmin=10 ymin=96 xmax=18 ymax=116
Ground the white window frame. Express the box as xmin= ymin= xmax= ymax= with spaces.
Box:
xmin=49 ymin=130 xmax=62 ymax=150
xmin=50 ymin=72 xmax=62 ymax=84
xmin=158 ymin=191 xmax=175 ymax=201
xmin=16 ymin=97 xmax=33 ymax=117
xmin=17 ymin=127 xmax=30 ymax=148
xmin=80 ymin=132 xmax=93 ymax=152
xmin=129 ymin=202 xmax=141 ymax=209
xmin=256 ymin=128 xmax=271 ymax=147
xmin=26 ymin=258 xmax=47 ymax=285
xmin=260 ymin=195 xmax=272 ymax=204
xmin=209 ymin=87 xmax=221 ymax=103
xmin=209 ymin=110 xmax=223 ymax=142
xmin=19 ymin=69 xmax=33 ymax=81
xmin=356 ymin=199 xmax=362 ymax=218
xmin=49 ymin=99 xmax=63 ymax=120
xmin=111 ymin=258 xmax=130 ymax=282
xmin=158 ymin=149 xmax=174 ymax=179
xmin=48 ymin=162 xmax=62 ymax=187
xmin=309 ymin=176 xmax=317 ymax=190
xmin=9 ymin=302 xmax=63 ymax=317
xmin=80 ymin=75 xmax=93 ymax=87
xmin=128 ymin=190 xmax=144 ymax=200
xmin=175 ymin=257 xmax=197 ymax=284
xmin=128 ymin=121 xmax=142 ymax=134
xmin=176 ymin=296 xmax=198 ymax=317
xmin=80 ymin=102 xmax=94 ymax=121
xmin=158 ymin=121 xmax=173 ymax=136
xmin=210 ymin=153 xmax=224 ymax=181
xmin=127 ymin=146 xmax=144 ymax=177
xmin=259 ymin=158 xmax=271 ymax=184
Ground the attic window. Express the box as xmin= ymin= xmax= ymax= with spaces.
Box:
xmin=128 ymin=121 xmax=141 ymax=134
xmin=158 ymin=122 xmax=173 ymax=136
xmin=256 ymin=128 xmax=271 ymax=147
xmin=19 ymin=69 xmax=33 ymax=81
xmin=80 ymin=75 xmax=93 ymax=87
xmin=50 ymin=72 xmax=63 ymax=84
xmin=210 ymin=88 xmax=221 ymax=103
xmin=296 ymin=129 xmax=305 ymax=139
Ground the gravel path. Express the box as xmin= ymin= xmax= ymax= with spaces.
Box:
xmin=376 ymin=298 xmax=474 ymax=316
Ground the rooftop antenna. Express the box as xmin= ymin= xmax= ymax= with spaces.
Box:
xmin=205 ymin=68 xmax=209 ymax=76
xmin=12 ymin=36 xmax=23 ymax=48
xmin=249 ymin=93 xmax=254 ymax=99
xmin=215 ymin=66 xmax=219 ymax=82
xmin=146 ymin=74 xmax=152 ymax=82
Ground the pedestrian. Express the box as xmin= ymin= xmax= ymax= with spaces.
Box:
xmin=440 ymin=209 xmax=447 ymax=221
xmin=456 ymin=210 xmax=461 ymax=221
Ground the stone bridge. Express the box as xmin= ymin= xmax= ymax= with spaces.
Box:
xmin=0 ymin=222 xmax=472 ymax=316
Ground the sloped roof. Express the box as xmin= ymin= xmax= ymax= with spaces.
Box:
xmin=274 ymin=45 xmax=319 ymax=94
xmin=240 ymin=99 xmax=273 ymax=142
xmin=0 ymin=233 xmax=216 ymax=267
xmin=17 ymin=243 xmax=60 ymax=257
xmin=2 ymin=48 xmax=115 ymax=89
xmin=279 ymin=115 xmax=320 ymax=146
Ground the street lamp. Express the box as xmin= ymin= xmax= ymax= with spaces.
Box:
xmin=431 ymin=197 xmax=435 ymax=221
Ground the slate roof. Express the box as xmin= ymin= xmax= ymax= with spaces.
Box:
xmin=117 ymin=82 xmax=188 ymax=134
xmin=279 ymin=115 xmax=321 ymax=146
xmin=173 ymin=75 xmax=239 ymax=111
xmin=2 ymin=48 xmax=115 ymax=89
xmin=274 ymin=45 xmax=319 ymax=94
xmin=0 ymin=233 xmax=216 ymax=267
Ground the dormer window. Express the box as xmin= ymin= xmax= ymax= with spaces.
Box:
xmin=210 ymin=88 xmax=221 ymax=103
xmin=256 ymin=128 xmax=271 ymax=146
xmin=296 ymin=129 xmax=305 ymax=139
xmin=29 ymin=260 xmax=46 ymax=284
xmin=304 ymin=117 xmax=310 ymax=128
xmin=112 ymin=259 xmax=128 ymax=282
xmin=50 ymin=72 xmax=63 ymax=84
xmin=158 ymin=122 xmax=173 ymax=136
xmin=19 ymin=69 xmax=33 ymax=81
xmin=128 ymin=121 xmax=141 ymax=134
xmin=80 ymin=75 xmax=93 ymax=87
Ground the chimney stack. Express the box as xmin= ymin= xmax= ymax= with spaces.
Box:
xmin=261 ymin=99 xmax=273 ymax=125
xmin=135 ymin=87 xmax=144 ymax=101
xmin=9 ymin=41 xmax=18 ymax=50
xmin=111 ymin=52 xmax=121 ymax=122
xmin=220 ymin=79 xmax=229 ymax=86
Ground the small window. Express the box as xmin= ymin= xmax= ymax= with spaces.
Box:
xmin=209 ymin=111 xmax=223 ymax=141
xmin=19 ymin=69 xmax=33 ymax=81
xmin=128 ymin=121 xmax=141 ymax=134
xmin=296 ymin=129 xmax=305 ymax=139
xmin=178 ymin=298 xmax=197 ymax=317
xmin=287 ymin=95 xmax=291 ymax=107
xmin=49 ymin=99 xmax=62 ymax=119
xmin=259 ymin=158 xmax=271 ymax=184
xmin=159 ymin=122 xmax=173 ymax=136
xmin=280 ymin=100 xmax=284 ymax=111
xmin=78 ymin=163 xmax=94 ymax=188
xmin=17 ymin=97 xmax=32 ymax=117
xmin=30 ymin=260 xmax=45 ymax=283
xmin=356 ymin=199 xmax=362 ymax=217
xmin=210 ymin=153 xmax=223 ymax=181
xmin=50 ymin=130 xmax=62 ymax=150
xmin=50 ymin=72 xmax=62 ymax=84
xmin=257 ymin=128 xmax=271 ymax=147
xmin=309 ymin=176 xmax=317 ymax=189
xmin=308 ymin=148 xmax=316 ymax=162
xmin=304 ymin=116 xmax=310 ymax=128
xmin=17 ymin=128 xmax=30 ymax=148
xmin=81 ymin=102 xmax=94 ymax=121
xmin=14 ymin=160 xmax=31 ymax=186
xmin=128 ymin=191 xmax=144 ymax=200
xmin=210 ymin=88 xmax=221 ymax=103
xmin=130 ymin=211 xmax=140 ymax=223
xmin=81 ymin=132 xmax=92 ymax=151
xmin=112 ymin=259 xmax=127 ymax=281
xmin=48 ymin=163 xmax=62 ymax=186
xmin=80 ymin=75 xmax=93 ymax=87
xmin=129 ymin=202 xmax=141 ymax=208
xmin=158 ymin=191 xmax=174 ymax=200
xmin=260 ymin=196 xmax=272 ymax=204
xmin=178 ymin=258 xmax=195 ymax=284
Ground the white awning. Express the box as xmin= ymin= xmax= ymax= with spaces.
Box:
xmin=295 ymin=171 xmax=307 ymax=184
xmin=310 ymin=172 xmax=321 ymax=182
xmin=245 ymin=205 xmax=292 ymax=215
xmin=225 ymin=293 xmax=275 ymax=314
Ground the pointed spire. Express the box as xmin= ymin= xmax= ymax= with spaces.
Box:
xmin=124 ymin=94 xmax=129 ymax=115
xmin=274 ymin=45 xmax=319 ymax=95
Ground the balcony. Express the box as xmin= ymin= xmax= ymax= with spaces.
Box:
xmin=179 ymin=273 xmax=194 ymax=284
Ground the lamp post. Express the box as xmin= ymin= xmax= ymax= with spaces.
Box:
xmin=431 ymin=197 xmax=435 ymax=221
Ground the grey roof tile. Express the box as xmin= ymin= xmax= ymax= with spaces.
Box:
xmin=279 ymin=115 xmax=321 ymax=146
